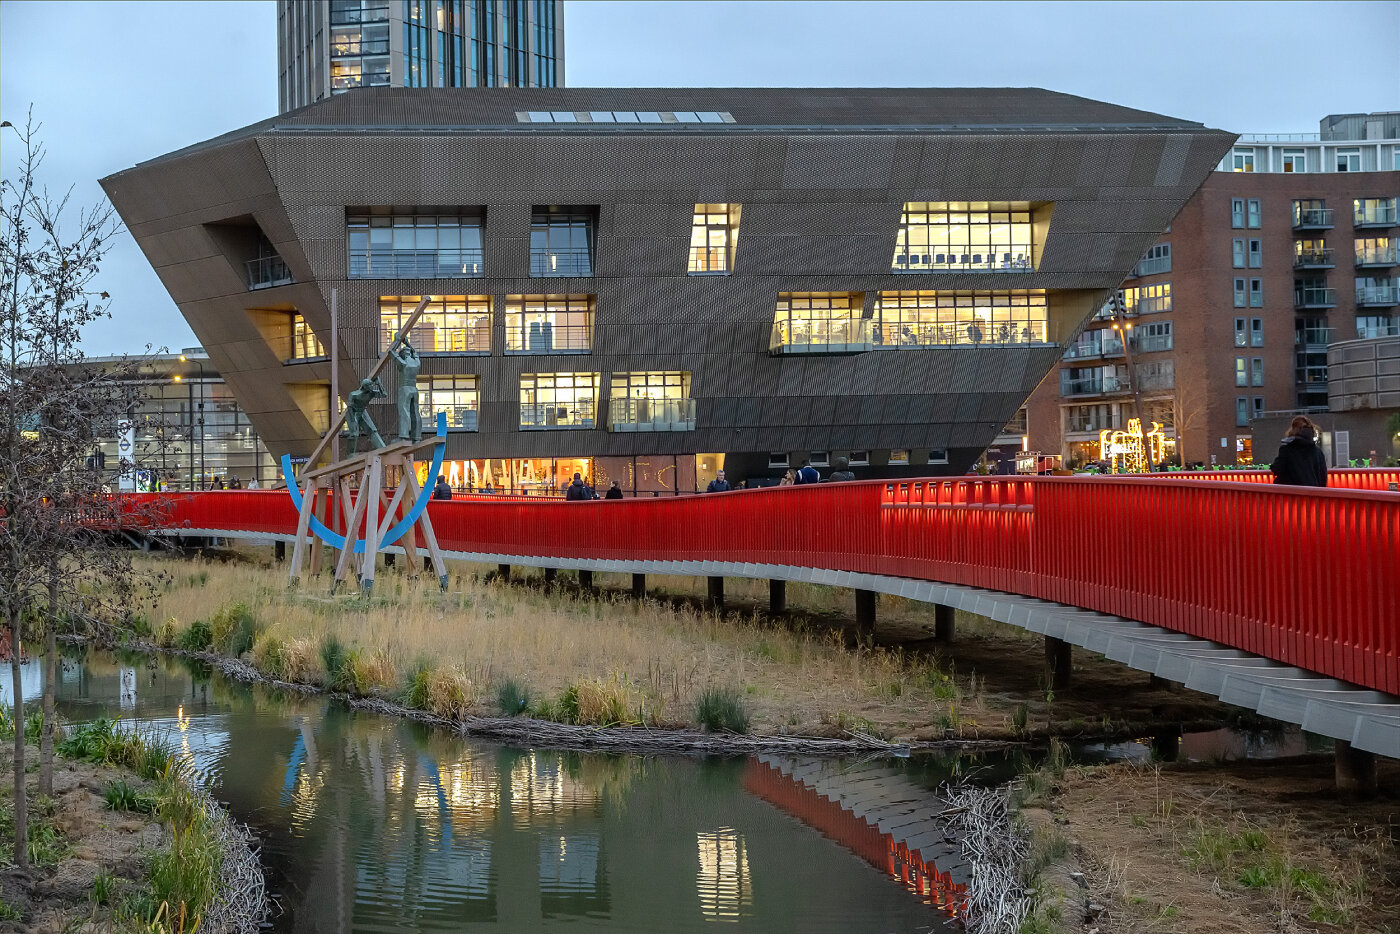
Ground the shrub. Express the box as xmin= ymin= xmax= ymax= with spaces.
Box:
xmin=401 ymin=662 xmax=475 ymax=719
xmin=177 ymin=619 xmax=213 ymax=652
xmin=207 ymin=601 xmax=260 ymax=656
xmin=103 ymin=778 xmax=156 ymax=814
xmin=495 ymin=679 xmax=532 ymax=716
xmin=156 ymin=616 xmax=179 ymax=648
xmin=556 ymin=675 xmax=638 ymax=727
xmin=319 ymin=634 xmax=346 ymax=686
xmin=694 ymin=686 xmax=750 ymax=734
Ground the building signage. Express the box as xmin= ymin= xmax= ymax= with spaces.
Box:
xmin=116 ymin=419 xmax=136 ymax=492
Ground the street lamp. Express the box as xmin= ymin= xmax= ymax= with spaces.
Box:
xmin=1106 ymin=293 xmax=1156 ymax=471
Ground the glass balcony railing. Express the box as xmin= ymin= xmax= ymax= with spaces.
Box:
xmin=331 ymin=39 xmax=390 ymax=57
xmin=530 ymin=249 xmax=593 ymax=277
xmin=379 ymin=325 xmax=491 ymax=355
xmin=505 ymin=323 xmax=593 ymax=354
xmin=246 ymin=256 xmax=293 ymax=290
xmin=1061 ymin=374 xmax=1128 ymax=396
xmin=873 ymin=319 xmax=1051 ymax=348
xmin=1292 ymin=207 xmax=1334 ymax=229
xmin=331 ymin=71 xmax=391 ymax=91
xmin=1292 ymin=248 xmax=1334 ymax=268
xmin=421 ymin=404 xmax=478 ymax=431
xmin=1355 ymin=247 xmax=1398 ymax=267
xmin=1066 ymin=417 xmax=1120 ymax=433
xmin=1294 ymin=328 xmax=1334 ymax=347
xmin=1293 ymin=287 xmax=1336 ymax=308
xmin=519 ymin=400 xmax=596 ymax=430
xmin=1062 ymin=336 xmax=1124 ymax=360
xmin=607 ymin=397 xmax=696 ymax=432
xmin=1356 ymin=323 xmax=1400 ymax=339
xmin=770 ymin=318 xmax=872 ymax=355
xmin=1354 ymin=202 xmax=1398 ymax=227
xmin=329 ymin=5 xmax=389 ymax=25
xmin=892 ymin=247 xmax=1033 ymax=273
xmin=687 ymin=246 xmax=730 ymax=275
xmin=268 ymin=334 xmax=328 ymax=362
xmin=349 ymin=248 xmax=484 ymax=278
xmin=1355 ymin=286 xmax=1399 ymax=306
xmin=1131 ymin=256 xmax=1171 ymax=277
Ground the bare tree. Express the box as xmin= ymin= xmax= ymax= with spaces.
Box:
xmin=1 ymin=110 xmax=158 ymax=866
xmin=1171 ymin=377 xmax=1209 ymax=468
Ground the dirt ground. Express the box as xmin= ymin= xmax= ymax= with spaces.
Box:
xmin=1045 ymin=757 xmax=1400 ymax=934
xmin=0 ymin=742 xmax=167 ymax=932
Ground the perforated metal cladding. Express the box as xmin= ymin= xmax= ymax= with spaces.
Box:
xmin=102 ymin=100 xmax=1235 ymax=473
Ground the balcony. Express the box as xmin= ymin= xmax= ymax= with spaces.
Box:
xmin=1355 ymin=286 xmax=1399 ymax=307
xmin=770 ymin=318 xmax=872 ymax=355
xmin=331 ymin=71 xmax=390 ymax=91
xmin=892 ymin=248 xmax=1033 ymax=273
xmin=530 ymin=248 xmax=593 ymax=277
xmin=688 ymin=246 xmax=730 ymax=275
xmin=1061 ymin=375 xmax=1128 ymax=397
xmin=1130 ymin=256 xmax=1171 ymax=277
xmin=1294 ymin=327 xmax=1334 ymax=349
xmin=329 ymin=5 xmax=388 ymax=25
xmin=1356 ymin=323 xmax=1400 ymax=339
xmin=331 ymin=39 xmax=390 ymax=57
xmin=246 ymin=256 xmax=293 ymax=290
xmin=1292 ymin=248 xmax=1334 ymax=269
xmin=269 ymin=334 xmax=328 ymax=363
xmin=874 ymin=319 xmax=1051 ymax=348
xmin=1062 ymin=337 xmax=1124 ymax=360
xmin=607 ymin=397 xmax=696 ymax=432
xmin=1293 ymin=287 xmax=1336 ymax=309
xmin=350 ymin=248 xmax=484 ymax=278
xmin=505 ymin=323 xmax=592 ymax=355
xmin=520 ymin=400 xmax=596 ymax=430
xmin=380 ymin=324 xmax=491 ymax=355
xmin=1355 ymin=247 xmax=1398 ymax=268
xmin=1292 ymin=207 xmax=1333 ymax=230
xmin=1354 ymin=203 xmax=1398 ymax=228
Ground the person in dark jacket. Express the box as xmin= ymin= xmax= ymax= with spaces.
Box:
xmin=827 ymin=456 xmax=855 ymax=482
xmin=433 ymin=477 xmax=453 ymax=500
xmin=795 ymin=462 xmax=821 ymax=484
xmin=706 ymin=469 xmax=731 ymax=493
xmin=1270 ymin=416 xmax=1328 ymax=487
xmin=605 ymin=480 xmax=624 ymax=499
xmin=566 ymin=472 xmax=590 ymax=500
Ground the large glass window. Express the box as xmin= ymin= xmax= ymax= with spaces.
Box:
xmin=348 ymin=211 xmax=484 ymax=277
xmin=688 ymin=204 xmax=740 ymax=274
xmin=1135 ymin=320 xmax=1173 ymax=353
xmin=287 ymin=314 xmax=326 ymax=361
xmin=769 ymin=292 xmax=870 ymax=353
xmin=1355 ymin=197 xmax=1398 ymax=227
xmin=608 ymin=371 xmax=695 ymax=431
xmin=1133 ymin=243 xmax=1171 ymax=276
xmin=892 ymin=202 xmax=1033 ymax=272
xmin=378 ymin=295 xmax=491 ymax=353
xmin=1121 ymin=282 xmax=1171 ymax=315
xmin=530 ymin=207 xmax=595 ymax=276
xmin=505 ymin=294 xmax=594 ymax=353
xmin=1282 ymin=149 xmax=1306 ymax=173
xmin=519 ymin=372 xmax=598 ymax=429
xmin=1292 ymin=199 xmax=1331 ymax=227
xmin=1231 ymin=147 xmax=1255 ymax=172
xmin=873 ymin=291 xmax=1050 ymax=346
xmin=418 ymin=374 xmax=479 ymax=430
xmin=1355 ymin=237 xmax=1396 ymax=266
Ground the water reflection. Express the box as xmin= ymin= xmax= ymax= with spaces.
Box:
xmin=52 ymin=652 xmax=953 ymax=933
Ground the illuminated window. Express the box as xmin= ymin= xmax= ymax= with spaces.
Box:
xmin=1356 ymin=237 xmax=1396 ymax=266
xmin=1231 ymin=147 xmax=1255 ymax=172
xmin=1294 ymin=238 xmax=1331 ymax=266
xmin=286 ymin=314 xmax=326 ymax=361
xmin=688 ymin=204 xmax=741 ymax=274
xmin=519 ymin=372 xmax=598 ymax=429
xmin=608 ymin=372 xmax=694 ymax=431
xmin=1121 ymin=283 xmax=1171 ymax=315
xmin=770 ymin=292 xmax=870 ymax=354
xmin=1282 ymin=149 xmax=1306 ymax=173
xmin=530 ymin=207 xmax=595 ymax=276
xmin=1355 ymin=198 xmax=1398 ymax=227
xmin=696 ymin=830 xmax=751 ymax=922
xmin=873 ymin=290 xmax=1050 ymax=346
xmin=348 ymin=211 xmax=484 ymax=277
xmin=888 ymin=450 xmax=910 ymax=464
xmin=417 ymin=374 xmax=479 ymax=431
xmin=505 ymin=294 xmax=594 ymax=353
xmin=893 ymin=202 xmax=1034 ymax=272
xmin=379 ymin=295 xmax=491 ymax=354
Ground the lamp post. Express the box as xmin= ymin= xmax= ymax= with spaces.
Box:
xmin=1107 ymin=293 xmax=1155 ymax=471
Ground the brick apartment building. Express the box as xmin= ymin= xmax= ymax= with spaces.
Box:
xmin=1011 ymin=112 xmax=1399 ymax=469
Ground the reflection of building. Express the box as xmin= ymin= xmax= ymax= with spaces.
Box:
xmin=278 ymin=0 xmax=564 ymax=113
xmin=88 ymin=351 xmax=276 ymax=490
xmin=102 ymin=87 xmax=1230 ymax=489
xmin=1024 ymin=112 xmax=1400 ymax=468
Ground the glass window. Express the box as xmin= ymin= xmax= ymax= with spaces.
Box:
xmin=768 ymin=452 xmax=789 ymax=468
xmin=417 ymin=374 xmax=479 ymax=431
xmin=1356 ymin=237 xmax=1396 ymax=265
xmin=530 ymin=208 xmax=595 ymax=276
xmin=1294 ymin=238 xmax=1330 ymax=266
xmin=1233 ymin=278 xmax=1247 ymax=308
xmin=1293 ymin=199 xmax=1330 ymax=227
xmin=1336 ymin=147 xmax=1361 ymax=172
xmin=770 ymin=292 xmax=869 ymax=352
xmin=1251 ymin=357 xmax=1264 ymax=386
xmin=927 ymin=449 xmax=948 ymax=464
xmin=519 ymin=372 xmax=598 ymax=429
xmin=1136 ymin=320 xmax=1172 ymax=353
xmin=505 ymin=294 xmax=594 ymax=353
xmin=849 ymin=450 xmax=870 ymax=466
xmin=608 ymin=372 xmax=694 ymax=430
xmin=1121 ymin=282 xmax=1171 ymax=314
xmin=892 ymin=202 xmax=1034 ymax=272
xmin=1247 ymin=199 xmax=1262 ymax=228
xmin=872 ymin=290 xmax=1050 ymax=347
xmin=1232 ymin=238 xmax=1246 ymax=268
xmin=888 ymin=450 xmax=910 ymax=464
xmin=1234 ymin=317 xmax=1247 ymax=347
xmin=1236 ymin=397 xmax=1249 ymax=427
xmin=1230 ymin=198 xmax=1246 ymax=228
xmin=378 ymin=295 xmax=491 ymax=354
xmin=1248 ymin=239 xmax=1262 ymax=268
xmin=1138 ymin=360 xmax=1174 ymax=390
xmin=1134 ymin=243 xmax=1171 ymax=276
xmin=1235 ymin=358 xmax=1248 ymax=387
xmin=287 ymin=314 xmax=326 ymax=360
xmin=1231 ymin=147 xmax=1255 ymax=172
xmin=1282 ymin=149 xmax=1306 ymax=173
xmin=1249 ymin=278 xmax=1263 ymax=307
xmin=1251 ymin=317 xmax=1264 ymax=347
xmin=1355 ymin=198 xmax=1398 ymax=226
xmin=688 ymin=204 xmax=741 ymax=274
xmin=809 ymin=451 xmax=830 ymax=467
xmin=348 ymin=211 xmax=484 ymax=278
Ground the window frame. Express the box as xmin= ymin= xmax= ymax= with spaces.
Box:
xmin=504 ymin=294 xmax=596 ymax=355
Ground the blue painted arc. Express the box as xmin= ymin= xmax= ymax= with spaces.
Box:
xmin=279 ymin=412 xmax=447 ymax=554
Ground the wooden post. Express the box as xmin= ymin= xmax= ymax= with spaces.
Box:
xmin=332 ymin=474 xmax=372 ymax=590
xmin=308 ymin=483 xmax=327 ymax=576
xmin=289 ymin=476 xmax=316 ymax=583
xmin=360 ymin=455 xmax=383 ymax=594
xmin=400 ymin=463 xmax=448 ymax=589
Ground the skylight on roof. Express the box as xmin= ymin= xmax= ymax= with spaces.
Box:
xmin=516 ymin=111 xmax=736 ymax=125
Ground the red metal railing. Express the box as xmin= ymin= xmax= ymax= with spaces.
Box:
xmin=116 ymin=476 xmax=1400 ymax=694
xmin=1146 ymin=468 xmax=1400 ymax=490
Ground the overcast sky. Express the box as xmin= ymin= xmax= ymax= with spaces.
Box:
xmin=2 ymin=0 xmax=1396 ymax=355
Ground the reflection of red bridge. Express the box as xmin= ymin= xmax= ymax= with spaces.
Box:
xmin=743 ymin=757 xmax=967 ymax=918
xmin=116 ymin=470 xmax=1400 ymax=766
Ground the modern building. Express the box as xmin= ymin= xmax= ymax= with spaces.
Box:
xmin=1021 ymin=112 xmax=1400 ymax=468
xmin=88 ymin=351 xmax=276 ymax=491
xmin=278 ymin=0 xmax=564 ymax=113
xmin=101 ymin=87 xmax=1232 ymax=493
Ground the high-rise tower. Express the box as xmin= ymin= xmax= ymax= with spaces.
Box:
xmin=278 ymin=0 xmax=564 ymax=113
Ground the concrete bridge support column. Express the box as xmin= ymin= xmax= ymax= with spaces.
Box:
xmin=1335 ymin=740 xmax=1377 ymax=795
xmin=769 ymin=580 xmax=786 ymax=614
xmin=497 ymin=563 xmax=511 ymax=581
xmin=1045 ymin=636 xmax=1072 ymax=690
xmin=933 ymin=604 xmax=955 ymax=642
xmin=1151 ymin=729 xmax=1181 ymax=762
xmin=855 ymin=589 xmax=877 ymax=639
xmin=578 ymin=570 xmax=594 ymax=591
xmin=274 ymin=541 xmax=286 ymax=563
xmin=707 ymin=576 xmax=724 ymax=610
xmin=631 ymin=573 xmax=646 ymax=599
xmin=543 ymin=567 xmax=557 ymax=584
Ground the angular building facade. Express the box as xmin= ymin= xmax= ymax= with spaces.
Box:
xmin=278 ymin=0 xmax=563 ymax=113
xmin=101 ymin=88 xmax=1232 ymax=493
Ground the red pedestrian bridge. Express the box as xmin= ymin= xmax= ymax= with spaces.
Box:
xmin=118 ymin=470 xmax=1400 ymax=766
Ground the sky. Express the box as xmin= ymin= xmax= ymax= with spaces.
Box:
xmin=1 ymin=0 xmax=1397 ymax=355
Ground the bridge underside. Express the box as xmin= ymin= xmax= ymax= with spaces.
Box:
xmin=155 ymin=529 xmax=1400 ymax=760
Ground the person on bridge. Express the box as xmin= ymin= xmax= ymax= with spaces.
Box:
xmin=605 ymin=480 xmax=624 ymax=499
xmin=827 ymin=456 xmax=855 ymax=482
xmin=433 ymin=477 xmax=453 ymax=500
xmin=566 ymin=472 xmax=591 ymax=501
xmin=706 ymin=469 xmax=731 ymax=492
xmin=795 ymin=461 xmax=821 ymax=484
xmin=1269 ymin=416 xmax=1328 ymax=487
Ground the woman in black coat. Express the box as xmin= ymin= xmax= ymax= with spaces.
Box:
xmin=1269 ymin=416 xmax=1328 ymax=487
